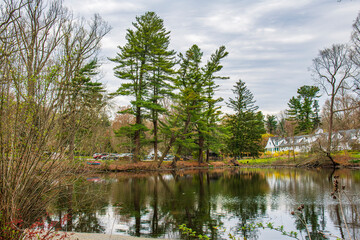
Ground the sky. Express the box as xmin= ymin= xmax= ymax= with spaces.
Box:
xmin=64 ymin=0 xmax=360 ymax=116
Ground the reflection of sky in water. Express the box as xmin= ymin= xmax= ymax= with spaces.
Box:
xmin=50 ymin=168 xmax=360 ymax=239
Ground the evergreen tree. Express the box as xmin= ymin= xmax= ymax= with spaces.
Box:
xmin=265 ymin=115 xmax=277 ymax=134
xmin=61 ymin=59 xmax=107 ymax=160
xmin=286 ymin=85 xmax=320 ymax=134
xmin=172 ymin=45 xmax=205 ymax=164
xmin=197 ymin=46 xmax=228 ymax=163
xmin=225 ymin=80 xmax=265 ymax=158
xmin=146 ymin=14 xmax=176 ymax=161
xmin=157 ymin=45 xmax=228 ymax=167
xmin=110 ymin=12 xmax=175 ymax=162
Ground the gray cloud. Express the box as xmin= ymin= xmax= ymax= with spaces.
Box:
xmin=64 ymin=0 xmax=360 ymax=115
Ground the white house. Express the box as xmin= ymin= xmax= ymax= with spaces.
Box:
xmin=265 ymin=129 xmax=360 ymax=153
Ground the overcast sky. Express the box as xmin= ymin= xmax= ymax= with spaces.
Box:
xmin=64 ymin=0 xmax=360 ymax=116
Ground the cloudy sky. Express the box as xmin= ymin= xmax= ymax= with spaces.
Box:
xmin=64 ymin=0 xmax=360 ymax=115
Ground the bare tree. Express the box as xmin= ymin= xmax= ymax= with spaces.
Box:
xmin=59 ymin=14 xmax=110 ymax=160
xmin=321 ymin=90 xmax=360 ymax=131
xmin=311 ymin=44 xmax=356 ymax=167
xmin=0 ymin=0 xmax=110 ymax=234
xmin=351 ymin=12 xmax=360 ymax=96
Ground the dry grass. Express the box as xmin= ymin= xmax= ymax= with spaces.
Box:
xmin=84 ymin=159 xmax=228 ymax=172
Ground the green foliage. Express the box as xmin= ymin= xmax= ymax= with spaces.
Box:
xmin=227 ymin=79 xmax=258 ymax=113
xmin=60 ymin=59 xmax=108 ymax=159
xmin=225 ymin=80 xmax=265 ymax=158
xmin=179 ymin=224 xmax=210 ymax=240
xmin=286 ymin=85 xmax=320 ymax=134
xmin=0 ymin=211 xmax=22 ymax=240
xmin=265 ymin=115 xmax=277 ymax=134
xmin=110 ymin=12 xmax=176 ymax=161
xmin=163 ymin=44 xmax=228 ymax=163
xmin=114 ymin=123 xmax=150 ymax=150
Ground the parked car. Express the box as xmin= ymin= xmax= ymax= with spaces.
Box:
xmin=164 ymin=155 xmax=175 ymax=161
xmin=144 ymin=154 xmax=153 ymax=161
xmin=101 ymin=153 xmax=119 ymax=160
xmin=119 ymin=153 xmax=133 ymax=158
xmin=94 ymin=153 xmax=108 ymax=159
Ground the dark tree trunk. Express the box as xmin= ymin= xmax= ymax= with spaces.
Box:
xmin=327 ymin=91 xmax=339 ymax=168
xmin=158 ymin=113 xmax=192 ymax=168
xmin=133 ymin=106 xmax=141 ymax=163
xmin=153 ymin=118 xmax=158 ymax=161
xmin=157 ymin=133 xmax=176 ymax=167
xmin=198 ymin=133 xmax=204 ymax=164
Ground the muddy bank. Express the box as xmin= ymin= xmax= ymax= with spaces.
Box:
xmin=83 ymin=158 xmax=360 ymax=173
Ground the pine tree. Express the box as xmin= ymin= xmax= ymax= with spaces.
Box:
xmin=199 ymin=46 xmax=228 ymax=163
xmin=286 ymin=85 xmax=320 ymax=134
xmin=225 ymin=80 xmax=265 ymax=158
xmin=157 ymin=45 xmax=228 ymax=167
xmin=172 ymin=45 xmax=204 ymax=164
xmin=61 ymin=59 xmax=107 ymax=160
xmin=265 ymin=115 xmax=277 ymax=134
xmin=110 ymin=12 xmax=175 ymax=162
xmin=146 ymin=14 xmax=176 ymax=161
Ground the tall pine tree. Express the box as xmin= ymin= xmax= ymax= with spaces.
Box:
xmin=157 ymin=45 xmax=228 ymax=167
xmin=110 ymin=12 xmax=175 ymax=162
xmin=225 ymin=80 xmax=265 ymax=158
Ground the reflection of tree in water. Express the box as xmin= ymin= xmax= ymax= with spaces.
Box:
xmin=47 ymin=178 xmax=110 ymax=233
xmin=111 ymin=176 xmax=172 ymax=237
xmin=114 ymin=178 xmax=148 ymax=237
xmin=327 ymin=173 xmax=360 ymax=240
xmin=110 ymin=171 xmax=225 ymax=239
xmin=328 ymin=203 xmax=360 ymax=240
xmin=162 ymin=171 xmax=223 ymax=239
xmin=220 ymin=170 xmax=269 ymax=240
xmin=47 ymin=169 xmax=360 ymax=239
xmin=293 ymin=204 xmax=327 ymax=240
xmin=269 ymin=169 xmax=360 ymax=240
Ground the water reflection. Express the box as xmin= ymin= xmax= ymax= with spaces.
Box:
xmin=47 ymin=168 xmax=360 ymax=239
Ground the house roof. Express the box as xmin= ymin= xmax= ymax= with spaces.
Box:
xmin=265 ymin=128 xmax=360 ymax=149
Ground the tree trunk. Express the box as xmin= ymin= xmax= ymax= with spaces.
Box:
xmin=157 ymin=132 xmax=176 ymax=167
xmin=172 ymin=146 xmax=182 ymax=168
xmin=198 ymin=133 xmax=204 ymax=164
xmin=157 ymin=113 xmax=191 ymax=168
xmin=153 ymin=118 xmax=158 ymax=161
xmin=68 ymin=111 xmax=76 ymax=161
xmin=206 ymin=149 xmax=210 ymax=163
xmin=133 ymin=106 xmax=141 ymax=163
xmin=69 ymin=133 xmax=75 ymax=161
xmin=327 ymin=90 xmax=339 ymax=168
xmin=291 ymin=136 xmax=296 ymax=162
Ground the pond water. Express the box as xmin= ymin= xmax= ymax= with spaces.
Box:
xmin=49 ymin=168 xmax=360 ymax=239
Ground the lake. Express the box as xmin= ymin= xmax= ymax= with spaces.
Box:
xmin=49 ymin=168 xmax=360 ymax=239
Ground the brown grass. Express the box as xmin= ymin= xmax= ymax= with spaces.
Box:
xmin=83 ymin=160 xmax=229 ymax=172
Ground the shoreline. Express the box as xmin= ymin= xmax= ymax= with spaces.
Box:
xmin=82 ymin=158 xmax=360 ymax=173
xmin=62 ymin=232 xmax=172 ymax=240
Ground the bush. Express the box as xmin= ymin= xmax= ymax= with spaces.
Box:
xmin=0 ymin=211 xmax=22 ymax=240
xmin=350 ymin=142 xmax=360 ymax=151
xmin=264 ymin=151 xmax=273 ymax=157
